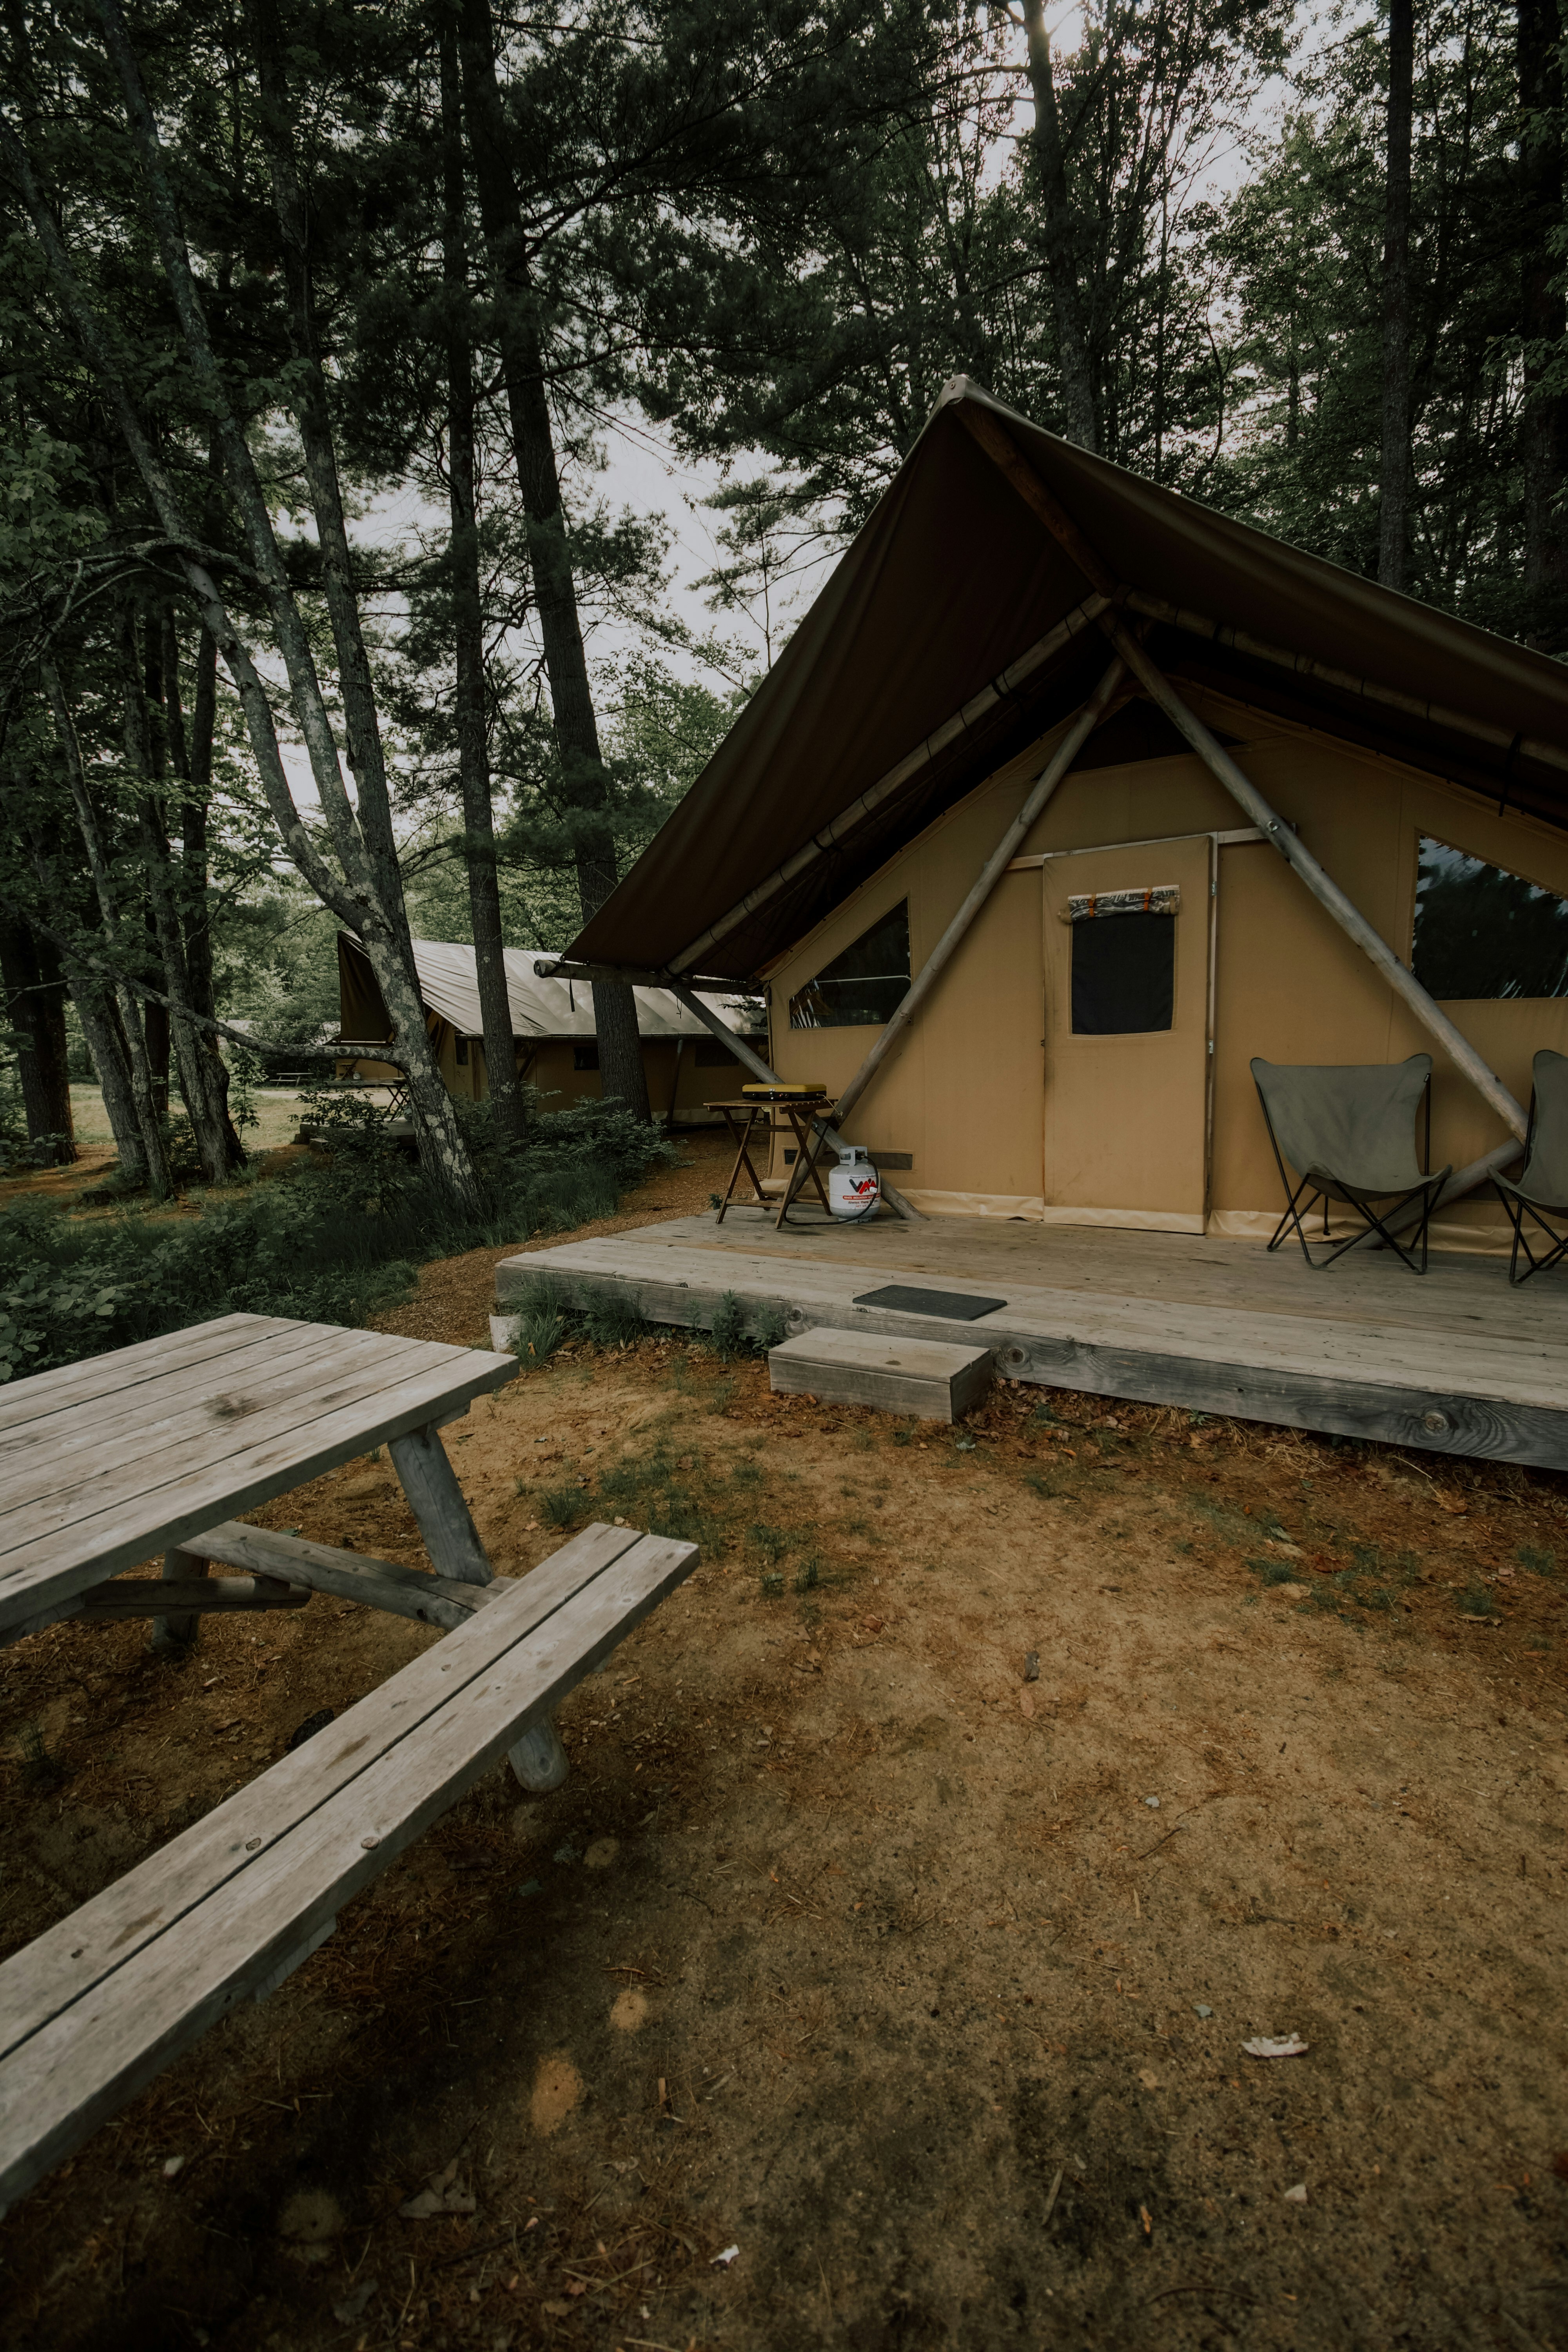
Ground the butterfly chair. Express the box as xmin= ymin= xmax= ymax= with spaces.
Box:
xmin=1493 ymin=1049 xmax=1568 ymax=1285
xmin=1250 ymin=1055 xmax=1451 ymax=1275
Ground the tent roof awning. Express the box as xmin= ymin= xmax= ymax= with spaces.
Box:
xmin=337 ymin=936 xmax=762 ymax=1043
xmin=564 ymin=379 xmax=1568 ymax=983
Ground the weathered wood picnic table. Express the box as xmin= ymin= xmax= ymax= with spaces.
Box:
xmin=0 ymin=1313 xmax=698 ymax=2211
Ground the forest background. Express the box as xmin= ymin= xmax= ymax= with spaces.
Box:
xmin=0 ymin=0 xmax=1562 ymax=1214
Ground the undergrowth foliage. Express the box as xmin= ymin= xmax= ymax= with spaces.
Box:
xmin=0 ymin=1091 xmax=676 ymax=1380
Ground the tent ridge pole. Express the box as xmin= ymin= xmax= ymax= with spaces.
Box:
xmin=661 ymin=980 xmax=927 ymax=1224
xmin=666 ymin=593 xmax=1111 ymax=978
xmin=823 ymin=656 xmax=1129 ymax=1141
xmin=956 ymin=407 xmax=1529 ymax=1146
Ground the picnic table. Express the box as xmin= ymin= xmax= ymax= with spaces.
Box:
xmin=0 ymin=1314 xmax=697 ymax=2211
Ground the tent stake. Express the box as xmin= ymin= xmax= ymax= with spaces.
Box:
xmin=956 ymin=405 xmax=1529 ymax=1145
xmin=661 ymin=982 xmax=927 ymax=1223
xmin=823 ymin=655 xmax=1128 ymax=1140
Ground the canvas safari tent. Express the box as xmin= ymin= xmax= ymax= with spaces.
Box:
xmin=336 ymin=935 xmax=764 ymax=1123
xmin=550 ymin=378 xmax=1568 ymax=1250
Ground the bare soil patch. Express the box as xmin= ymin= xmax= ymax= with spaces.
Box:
xmin=2 ymin=1244 xmax=1566 ymax=2350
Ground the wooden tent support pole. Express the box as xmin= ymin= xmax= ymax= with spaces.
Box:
xmin=826 ymin=655 xmax=1128 ymax=1140
xmin=663 ymin=981 xmax=927 ymax=1223
xmin=955 ymin=405 xmax=1530 ymax=1145
xmin=666 ymin=595 xmax=1112 ymax=976
xmin=1383 ymin=1137 xmax=1524 ymax=1240
xmin=1109 ymin=631 xmax=1528 ymax=1142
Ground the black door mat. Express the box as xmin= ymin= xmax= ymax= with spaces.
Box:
xmin=852 ymin=1284 xmax=1007 ymax=1321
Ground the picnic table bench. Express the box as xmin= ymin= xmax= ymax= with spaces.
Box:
xmin=0 ymin=1315 xmax=699 ymax=2212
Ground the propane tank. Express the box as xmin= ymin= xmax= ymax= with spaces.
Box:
xmin=828 ymin=1145 xmax=881 ymax=1221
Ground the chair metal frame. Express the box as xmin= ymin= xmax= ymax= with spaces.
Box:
xmin=1254 ymin=1067 xmax=1447 ymax=1275
xmin=1494 ymin=1080 xmax=1568 ymax=1285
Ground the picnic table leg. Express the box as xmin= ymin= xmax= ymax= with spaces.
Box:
xmin=508 ymin=1717 xmax=570 ymax=1792
xmin=387 ymin=1423 xmax=494 ymax=1586
xmin=148 ymin=1545 xmax=207 ymax=1652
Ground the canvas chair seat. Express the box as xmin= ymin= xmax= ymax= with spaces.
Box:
xmin=1251 ymin=1056 xmax=1450 ymax=1275
xmin=1493 ymin=1049 xmax=1568 ymax=1283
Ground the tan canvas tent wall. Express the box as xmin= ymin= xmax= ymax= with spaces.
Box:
xmin=554 ymin=381 xmax=1568 ymax=1249
xmin=336 ymin=936 xmax=763 ymax=1123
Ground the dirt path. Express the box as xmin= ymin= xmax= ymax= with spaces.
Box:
xmin=2 ymin=1212 xmax=1566 ymax=2350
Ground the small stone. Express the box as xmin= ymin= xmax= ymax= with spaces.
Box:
xmin=162 ymin=2154 xmax=186 ymax=2179
xmin=1144 ymin=1796 xmax=1160 ymax=1809
xmin=1193 ymin=2003 xmax=1213 ymax=2019
xmin=1283 ymin=2182 xmax=1308 ymax=2203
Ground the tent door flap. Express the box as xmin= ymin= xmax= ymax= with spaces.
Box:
xmin=1041 ymin=836 xmax=1214 ymax=1233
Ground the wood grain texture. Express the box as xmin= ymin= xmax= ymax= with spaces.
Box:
xmin=181 ymin=1523 xmax=495 ymax=1633
xmin=768 ymin=1328 xmax=995 ymax=1421
xmin=0 ymin=1522 xmax=639 ymax=2065
xmin=149 ymin=1543 xmax=207 ymax=1653
xmin=0 ymin=1321 xmax=356 ymax=1498
xmin=508 ymin=1718 xmax=570 ymax=1791
xmin=387 ymin=1423 xmax=494 ymax=1585
xmin=497 ymin=1223 xmax=1568 ymax=1469
xmin=0 ymin=1526 xmax=696 ymax=2210
xmin=0 ymin=1322 xmax=517 ymax=1630
xmin=79 ymin=1576 xmax=310 ymax=1619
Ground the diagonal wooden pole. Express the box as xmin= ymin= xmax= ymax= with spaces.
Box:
xmin=666 ymin=595 xmax=1112 ymax=977
xmin=956 ymin=404 xmax=1529 ymax=1147
xmin=821 ymin=653 xmax=1128 ymax=1140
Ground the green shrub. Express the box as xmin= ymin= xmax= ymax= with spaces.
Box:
xmin=539 ymin=1487 xmax=584 ymax=1529
xmin=0 ymin=1088 xmax=678 ymax=1381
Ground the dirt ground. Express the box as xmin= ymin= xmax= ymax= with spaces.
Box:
xmin=3 ymin=1147 xmax=1567 ymax=2352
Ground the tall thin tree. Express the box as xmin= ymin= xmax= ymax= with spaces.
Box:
xmin=457 ymin=0 xmax=651 ymax=1121
xmin=1378 ymin=0 xmax=1415 ymax=590
xmin=440 ymin=22 xmax=523 ymax=1139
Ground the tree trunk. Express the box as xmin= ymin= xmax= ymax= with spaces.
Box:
xmin=247 ymin=0 xmax=414 ymax=982
xmin=1022 ymin=0 xmax=1099 ymax=454
xmin=441 ymin=23 xmax=524 ymax=1141
xmin=165 ymin=611 xmax=243 ymax=1163
xmin=1519 ymin=0 xmax=1568 ymax=640
xmin=0 ymin=911 xmax=75 ymax=1163
xmin=457 ymin=0 xmax=651 ymax=1120
xmin=75 ymin=976 xmax=145 ymax=1181
xmin=1378 ymin=0 xmax=1414 ymax=591
xmin=131 ymin=612 xmax=234 ymax=1185
xmin=43 ymin=660 xmax=171 ymax=1196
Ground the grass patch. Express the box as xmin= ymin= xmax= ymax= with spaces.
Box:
xmin=581 ymin=1299 xmax=649 ymax=1351
xmin=1248 ymin=1556 xmax=1299 ymax=1588
xmin=539 ymin=1487 xmax=585 ymax=1530
xmin=1456 ymin=1581 xmax=1499 ymax=1619
xmin=1518 ymin=1544 xmax=1557 ymax=1576
xmin=708 ymin=1292 xmax=788 ymax=1362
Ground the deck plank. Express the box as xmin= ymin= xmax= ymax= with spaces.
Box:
xmin=496 ymin=1225 xmax=1568 ymax=1467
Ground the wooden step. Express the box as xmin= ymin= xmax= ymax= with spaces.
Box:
xmin=767 ymin=1326 xmax=994 ymax=1421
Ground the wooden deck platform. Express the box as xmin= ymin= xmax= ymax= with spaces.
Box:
xmin=494 ymin=1210 xmax=1568 ymax=1470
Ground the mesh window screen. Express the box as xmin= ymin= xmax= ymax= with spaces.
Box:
xmin=1412 ymin=837 xmax=1568 ymax=998
xmin=1070 ymin=912 xmax=1175 ymax=1034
